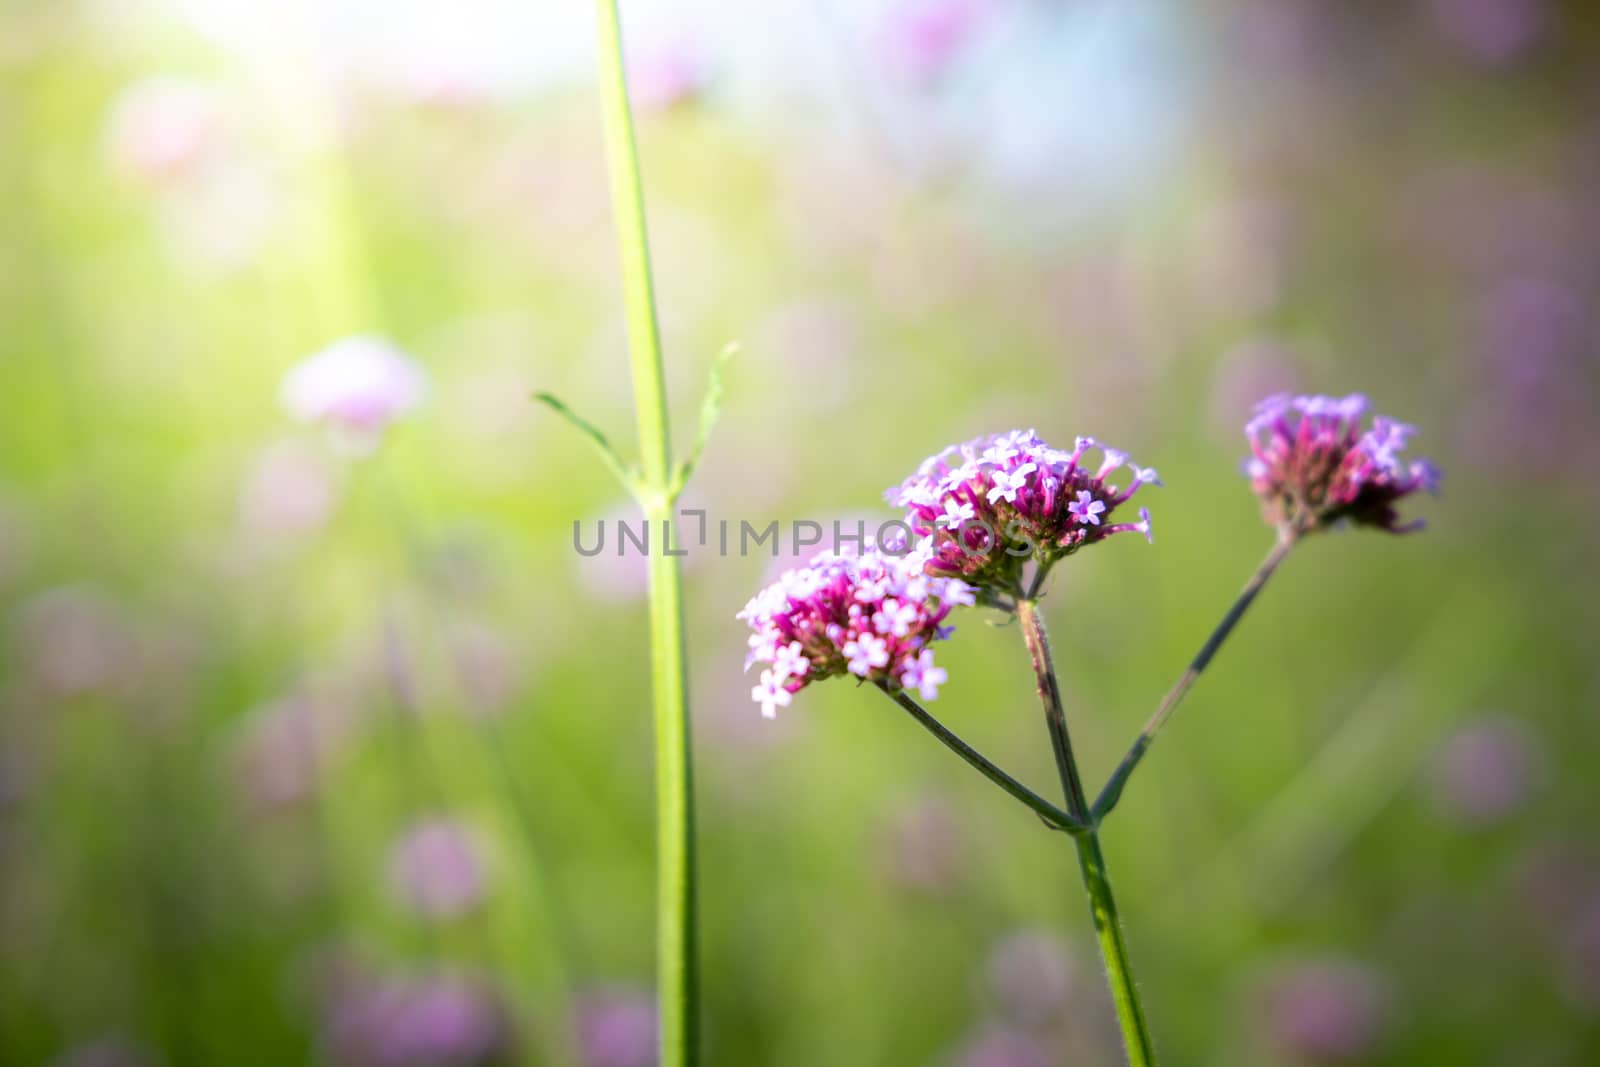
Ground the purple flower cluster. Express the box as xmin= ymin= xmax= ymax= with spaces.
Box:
xmin=1245 ymin=394 xmax=1439 ymax=534
xmin=738 ymin=548 xmax=974 ymax=716
xmin=886 ymin=430 xmax=1157 ymax=591
xmin=738 ymin=403 xmax=1439 ymax=719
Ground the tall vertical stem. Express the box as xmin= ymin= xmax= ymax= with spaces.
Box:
xmin=592 ymin=2 xmax=699 ymax=1063
xmin=1017 ymin=600 xmax=1155 ymax=1067
xmin=1072 ymin=832 xmax=1152 ymax=1066
xmin=644 ymin=516 xmax=697 ymax=1066
xmin=594 ymin=0 xmax=671 ymax=491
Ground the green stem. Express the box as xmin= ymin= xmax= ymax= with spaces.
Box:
xmin=876 ymin=684 xmax=1086 ymax=835
xmin=1092 ymin=533 xmax=1295 ymax=822
xmin=1016 ymin=599 xmax=1155 ymax=1067
xmin=592 ymin=2 xmax=699 ymax=1063
xmin=1073 ymin=832 xmax=1152 ymax=1066
xmin=645 ymin=511 xmax=698 ymax=1066
xmin=1016 ymin=599 xmax=1091 ymax=824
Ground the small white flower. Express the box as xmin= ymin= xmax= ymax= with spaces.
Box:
xmin=986 ymin=462 xmax=1037 ymax=505
xmin=772 ymin=641 xmax=810 ymax=680
xmin=899 ymin=649 xmax=948 ymax=701
xmin=873 ymin=599 xmax=920 ymax=638
xmin=843 ymin=634 xmax=890 ymax=676
xmin=1068 ymin=491 xmax=1106 ymax=526
xmin=940 ymin=497 xmax=976 ymax=527
xmin=751 ymin=670 xmax=793 ymax=718
xmin=938 ymin=579 xmax=976 ymax=607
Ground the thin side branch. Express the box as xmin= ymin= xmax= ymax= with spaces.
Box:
xmin=877 ymin=684 xmax=1087 ymax=835
xmin=1092 ymin=533 xmax=1296 ymax=821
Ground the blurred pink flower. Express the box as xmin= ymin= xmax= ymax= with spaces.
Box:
xmin=322 ymin=966 xmax=507 ymax=1067
xmin=985 ymin=931 xmax=1076 ymax=1029
xmin=235 ymin=697 xmax=329 ymax=812
xmin=389 ymin=815 xmax=488 ymax=919
xmin=13 ymin=586 xmax=136 ymax=697
xmin=1508 ymin=838 xmax=1600 ymax=944
xmin=629 ymin=45 xmax=711 ymax=112
xmin=1506 ymin=838 xmax=1600 ymax=1014
xmin=237 ymin=438 xmax=341 ymax=542
xmin=99 ymin=71 xmax=277 ymax=272
xmin=572 ymin=985 xmax=658 ymax=1067
xmin=1429 ymin=715 xmax=1543 ymax=826
xmin=881 ymin=0 xmax=998 ymax=84
xmin=1255 ymin=957 xmax=1389 ymax=1064
xmin=1456 ymin=276 xmax=1594 ymax=472
xmin=281 ymin=336 xmax=427 ymax=452
xmin=951 ymin=1026 xmax=1053 ymax=1067
xmin=1229 ymin=0 xmax=1326 ymax=80
xmin=1477 ymin=276 xmax=1586 ymax=381
xmin=1426 ymin=0 xmax=1549 ymax=65
xmin=103 ymin=76 xmax=220 ymax=184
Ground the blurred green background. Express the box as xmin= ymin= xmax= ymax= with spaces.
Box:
xmin=2 ymin=1 xmax=1598 ymax=1065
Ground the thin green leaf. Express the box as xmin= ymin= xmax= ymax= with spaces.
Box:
xmin=672 ymin=340 xmax=739 ymax=494
xmin=533 ymin=391 xmax=639 ymax=494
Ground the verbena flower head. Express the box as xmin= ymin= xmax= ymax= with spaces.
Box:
xmin=887 ymin=430 xmax=1157 ymax=593
xmin=738 ymin=547 xmax=973 ymax=716
xmin=1245 ymin=393 xmax=1440 ymax=535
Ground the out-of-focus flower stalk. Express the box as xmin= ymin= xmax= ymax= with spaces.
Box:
xmin=1015 ymin=598 xmax=1156 ymax=1067
xmin=591 ymin=2 xmax=700 ymax=1063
